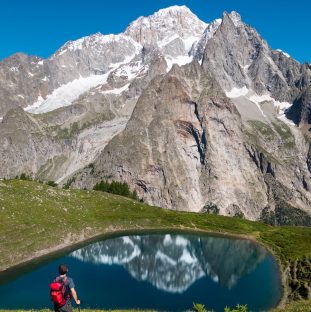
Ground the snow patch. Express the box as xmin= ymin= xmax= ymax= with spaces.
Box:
xmin=165 ymin=55 xmax=193 ymax=71
xmin=182 ymin=36 xmax=201 ymax=52
xmin=56 ymin=33 xmax=142 ymax=57
xmin=114 ymin=61 xmax=147 ymax=80
xmin=248 ymin=94 xmax=270 ymax=118
xmin=227 ymin=88 xmax=295 ymax=123
xmin=276 ymin=49 xmax=291 ymax=58
xmin=101 ymin=84 xmax=130 ymax=95
xmin=25 ymin=74 xmax=109 ymax=114
xmin=233 ymin=90 xmax=294 ymax=123
xmin=158 ymin=34 xmax=180 ymax=48
xmin=226 ymin=86 xmax=249 ymax=98
xmin=249 ymin=93 xmax=292 ymax=114
xmin=159 ymin=34 xmax=200 ymax=53
xmin=9 ymin=67 xmax=19 ymax=72
xmin=26 ymin=53 xmax=138 ymax=114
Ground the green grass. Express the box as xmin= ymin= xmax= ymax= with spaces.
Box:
xmin=248 ymin=120 xmax=276 ymax=141
xmin=0 ymin=180 xmax=311 ymax=309
xmin=0 ymin=310 xmax=158 ymax=312
xmin=272 ymin=299 xmax=311 ymax=311
xmin=271 ymin=121 xmax=295 ymax=149
xmin=0 ymin=310 xmax=156 ymax=312
xmin=0 ymin=300 xmax=310 ymax=312
xmin=247 ymin=120 xmax=295 ymax=150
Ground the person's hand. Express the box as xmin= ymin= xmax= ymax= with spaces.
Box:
xmin=76 ymin=300 xmax=80 ymax=305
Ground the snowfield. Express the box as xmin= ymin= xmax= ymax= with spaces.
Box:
xmin=25 ymin=74 xmax=110 ymax=114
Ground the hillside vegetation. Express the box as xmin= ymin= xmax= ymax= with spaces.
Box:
xmin=0 ymin=179 xmax=310 ymax=309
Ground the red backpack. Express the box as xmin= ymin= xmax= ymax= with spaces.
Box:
xmin=50 ymin=276 xmax=70 ymax=307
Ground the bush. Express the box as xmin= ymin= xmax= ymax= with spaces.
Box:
xmin=87 ymin=162 xmax=95 ymax=174
xmin=202 ymin=202 xmax=219 ymax=215
xmin=193 ymin=303 xmax=247 ymax=312
xmin=131 ymin=190 xmax=139 ymax=201
xmin=234 ymin=211 xmax=245 ymax=219
xmin=225 ymin=304 xmax=247 ymax=312
xmin=47 ymin=180 xmax=58 ymax=187
xmin=93 ymin=180 xmax=139 ymax=201
xmin=193 ymin=303 xmax=209 ymax=312
xmin=19 ymin=173 xmax=32 ymax=181
xmin=260 ymin=206 xmax=276 ymax=225
xmin=63 ymin=177 xmax=75 ymax=189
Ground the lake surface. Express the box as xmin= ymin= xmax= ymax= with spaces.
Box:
xmin=0 ymin=233 xmax=281 ymax=311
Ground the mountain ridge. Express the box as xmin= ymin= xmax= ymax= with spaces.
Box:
xmin=0 ymin=5 xmax=310 ymax=224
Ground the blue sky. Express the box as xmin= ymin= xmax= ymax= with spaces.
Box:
xmin=0 ymin=0 xmax=310 ymax=63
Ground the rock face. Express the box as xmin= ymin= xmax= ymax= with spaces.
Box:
xmin=79 ymin=63 xmax=269 ymax=219
xmin=124 ymin=5 xmax=207 ymax=46
xmin=201 ymin=12 xmax=310 ymax=102
xmin=286 ymin=84 xmax=311 ymax=126
xmin=0 ymin=6 xmax=311 ymax=223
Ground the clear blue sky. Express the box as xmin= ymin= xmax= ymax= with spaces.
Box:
xmin=0 ymin=0 xmax=310 ymax=63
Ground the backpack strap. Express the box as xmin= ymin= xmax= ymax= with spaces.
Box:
xmin=59 ymin=276 xmax=70 ymax=300
xmin=56 ymin=275 xmax=67 ymax=284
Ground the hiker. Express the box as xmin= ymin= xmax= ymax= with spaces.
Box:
xmin=50 ymin=264 xmax=80 ymax=312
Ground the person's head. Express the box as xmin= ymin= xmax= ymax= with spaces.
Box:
xmin=58 ymin=264 xmax=68 ymax=275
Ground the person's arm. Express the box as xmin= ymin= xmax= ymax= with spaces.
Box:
xmin=70 ymin=288 xmax=80 ymax=305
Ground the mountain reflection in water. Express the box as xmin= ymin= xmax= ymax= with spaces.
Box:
xmin=70 ymin=234 xmax=267 ymax=293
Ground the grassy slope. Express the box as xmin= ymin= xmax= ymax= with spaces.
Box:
xmin=0 ymin=180 xmax=311 ymax=309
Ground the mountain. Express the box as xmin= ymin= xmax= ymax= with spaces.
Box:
xmin=0 ymin=6 xmax=310 ymax=224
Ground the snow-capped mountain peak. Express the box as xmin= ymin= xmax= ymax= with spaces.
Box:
xmin=124 ymin=5 xmax=207 ymax=46
xmin=53 ymin=32 xmax=142 ymax=58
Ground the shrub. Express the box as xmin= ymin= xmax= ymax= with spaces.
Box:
xmin=47 ymin=180 xmax=58 ymax=187
xmin=19 ymin=173 xmax=32 ymax=181
xmin=131 ymin=190 xmax=139 ymax=201
xmin=87 ymin=162 xmax=95 ymax=174
xmin=260 ymin=206 xmax=276 ymax=225
xmin=193 ymin=303 xmax=247 ymax=312
xmin=225 ymin=304 xmax=248 ymax=312
xmin=193 ymin=303 xmax=209 ymax=312
xmin=93 ymin=180 xmax=139 ymax=201
xmin=63 ymin=177 xmax=76 ymax=189
xmin=202 ymin=202 xmax=219 ymax=215
xmin=234 ymin=211 xmax=245 ymax=219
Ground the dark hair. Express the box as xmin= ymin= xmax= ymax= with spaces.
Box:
xmin=58 ymin=264 xmax=68 ymax=275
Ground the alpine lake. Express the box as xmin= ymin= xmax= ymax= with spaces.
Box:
xmin=0 ymin=232 xmax=282 ymax=312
